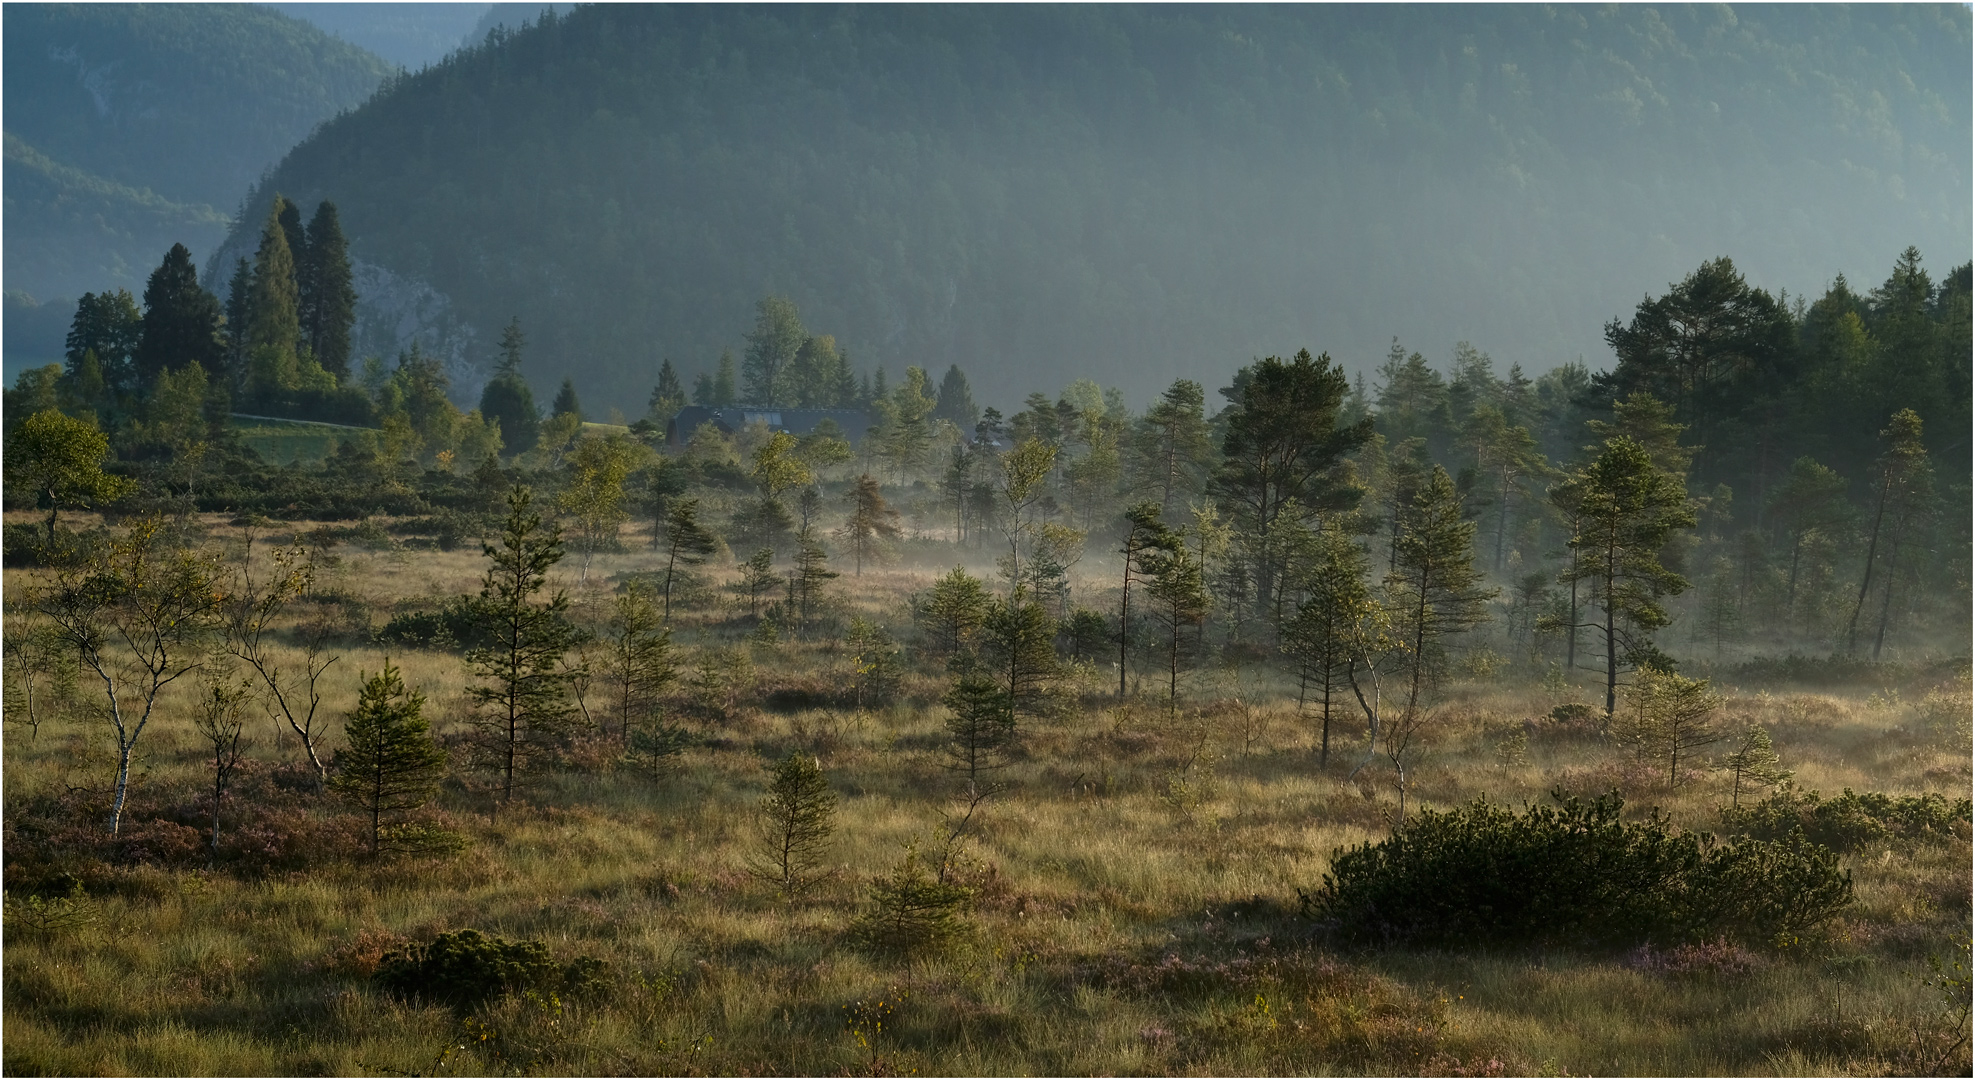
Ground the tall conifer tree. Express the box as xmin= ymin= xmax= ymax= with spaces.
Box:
xmin=300 ymin=201 xmax=357 ymax=379
xmin=135 ymin=244 xmax=226 ymax=382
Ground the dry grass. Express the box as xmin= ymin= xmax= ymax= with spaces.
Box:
xmin=3 ymin=512 xmax=1969 ymax=1076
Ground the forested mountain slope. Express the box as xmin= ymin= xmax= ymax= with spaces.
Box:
xmin=3 ymin=3 xmax=393 ymax=306
xmin=209 ymin=5 xmax=1970 ymax=407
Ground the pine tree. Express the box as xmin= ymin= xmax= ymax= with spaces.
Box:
xmin=1553 ymin=436 xmax=1696 ymax=719
xmin=658 ymin=497 xmax=719 ymax=620
xmin=551 ymin=376 xmax=582 ymax=421
xmin=134 ymin=243 xmax=226 ymax=381
xmin=1388 ymin=465 xmax=1497 ymax=719
xmin=1143 ymin=540 xmax=1209 ymax=713
xmin=841 ymin=474 xmax=902 ymax=575
xmin=464 ymin=486 xmax=581 ymax=807
xmin=1766 ymin=456 xmax=1851 ymax=619
xmin=1846 ymin=409 xmax=1933 ymax=659
xmin=1117 ymin=502 xmax=1182 ymax=697
xmin=328 ymin=662 xmax=447 ymax=856
xmin=1130 ymin=379 xmax=1213 ymax=520
xmin=1212 ymin=349 xmax=1374 ymax=621
xmin=942 ymin=671 xmax=1015 ymax=790
xmin=1283 ymin=530 xmax=1369 ymax=767
xmin=750 ymin=751 xmax=837 ymax=899
xmin=300 ymin=201 xmax=357 ymax=379
xmin=914 ymin=566 xmax=990 ymax=657
xmin=1723 ymin=724 xmax=1791 ymax=808
xmin=981 ymin=597 xmax=1058 ymax=726
xmin=789 ymin=524 xmax=838 ymax=627
xmin=600 ymin=578 xmax=678 ymax=743
xmin=733 ymin=548 xmax=779 ymax=617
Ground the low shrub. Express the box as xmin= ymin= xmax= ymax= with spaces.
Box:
xmin=1719 ymin=786 xmax=1972 ymax=852
xmin=849 ymin=846 xmax=972 ymax=956
xmin=375 ymin=928 xmax=608 ymax=1010
xmin=1303 ymin=792 xmax=1852 ymax=948
xmin=376 ymin=596 xmax=495 ymax=650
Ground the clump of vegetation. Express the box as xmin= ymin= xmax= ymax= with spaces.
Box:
xmin=1304 ymin=792 xmax=1854 ymax=947
xmin=375 ymin=595 xmax=491 ymax=649
xmin=849 ymin=843 xmax=972 ymax=955
xmin=374 ymin=928 xmax=606 ymax=1010
xmin=1720 ymin=786 xmax=1973 ymax=853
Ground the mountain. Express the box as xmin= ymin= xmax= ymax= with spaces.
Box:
xmin=207 ymin=4 xmax=1970 ymax=410
xmin=2 ymin=2 xmax=393 ymax=310
xmin=262 ymin=3 xmax=494 ymax=71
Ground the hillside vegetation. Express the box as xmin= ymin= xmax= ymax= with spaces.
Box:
xmin=217 ymin=4 xmax=1971 ymax=406
xmin=2 ymin=3 xmax=392 ymax=303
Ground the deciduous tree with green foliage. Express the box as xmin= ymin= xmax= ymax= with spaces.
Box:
xmin=39 ymin=518 xmax=223 ymax=836
xmin=6 ymin=410 xmax=135 ymax=547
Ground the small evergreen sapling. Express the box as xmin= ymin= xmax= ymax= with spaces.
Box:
xmin=942 ymin=670 xmax=1015 ymax=792
xmin=750 ymin=752 xmax=837 ymax=899
xmin=329 ymin=661 xmax=447 ymax=856
xmin=1723 ymin=725 xmax=1791 ymax=808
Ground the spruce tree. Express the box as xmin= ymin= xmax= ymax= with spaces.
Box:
xmin=328 ymin=662 xmax=447 ymax=856
xmin=551 ymin=376 xmax=582 ymax=421
xmin=247 ymin=199 xmax=301 ymax=358
xmin=478 ymin=317 xmax=539 ymax=455
xmin=649 ymin=359 xmax=687 ymax=421
xmin=464 ymin=486 xmax=581 ymax=807
xmin=750 ymin=751 xmax=837 ymax=899
xmin=222 ymin=258 xmax=253 ymax=390
xmin=64 ymin=290 xmax=143 ymax=396
xmin=134 ymin=243 xmax=226 ymax=381
xmin=931 ymin=364 xmax=979 ymax=430
xmin=300 ymin=201 xmax=358 ymax=379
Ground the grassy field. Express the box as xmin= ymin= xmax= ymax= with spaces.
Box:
xmin=3 ymin=514 xmax=1970 ymax=1076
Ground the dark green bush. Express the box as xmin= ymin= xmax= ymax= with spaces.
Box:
xmin=376 ymin=596 xmax=494 ymax=650
xmin=849 ymin=847 xmax=972 ymax=956
xmin=1303 ymin=792 xmax=1852 ymax=948
xmin=1720 ymin=786 xmax=1972 ymax=853
xmin=374 ymin=928 xmax=607 ymax=1009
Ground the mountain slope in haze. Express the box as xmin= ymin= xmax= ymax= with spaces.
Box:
xmin=3 ymin=3 xmax=393 ymax=306
xmin=213 ymin=4 xmax=1971 ymax=409
xmin=262 ymin=3 xmax=493 ymax=72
